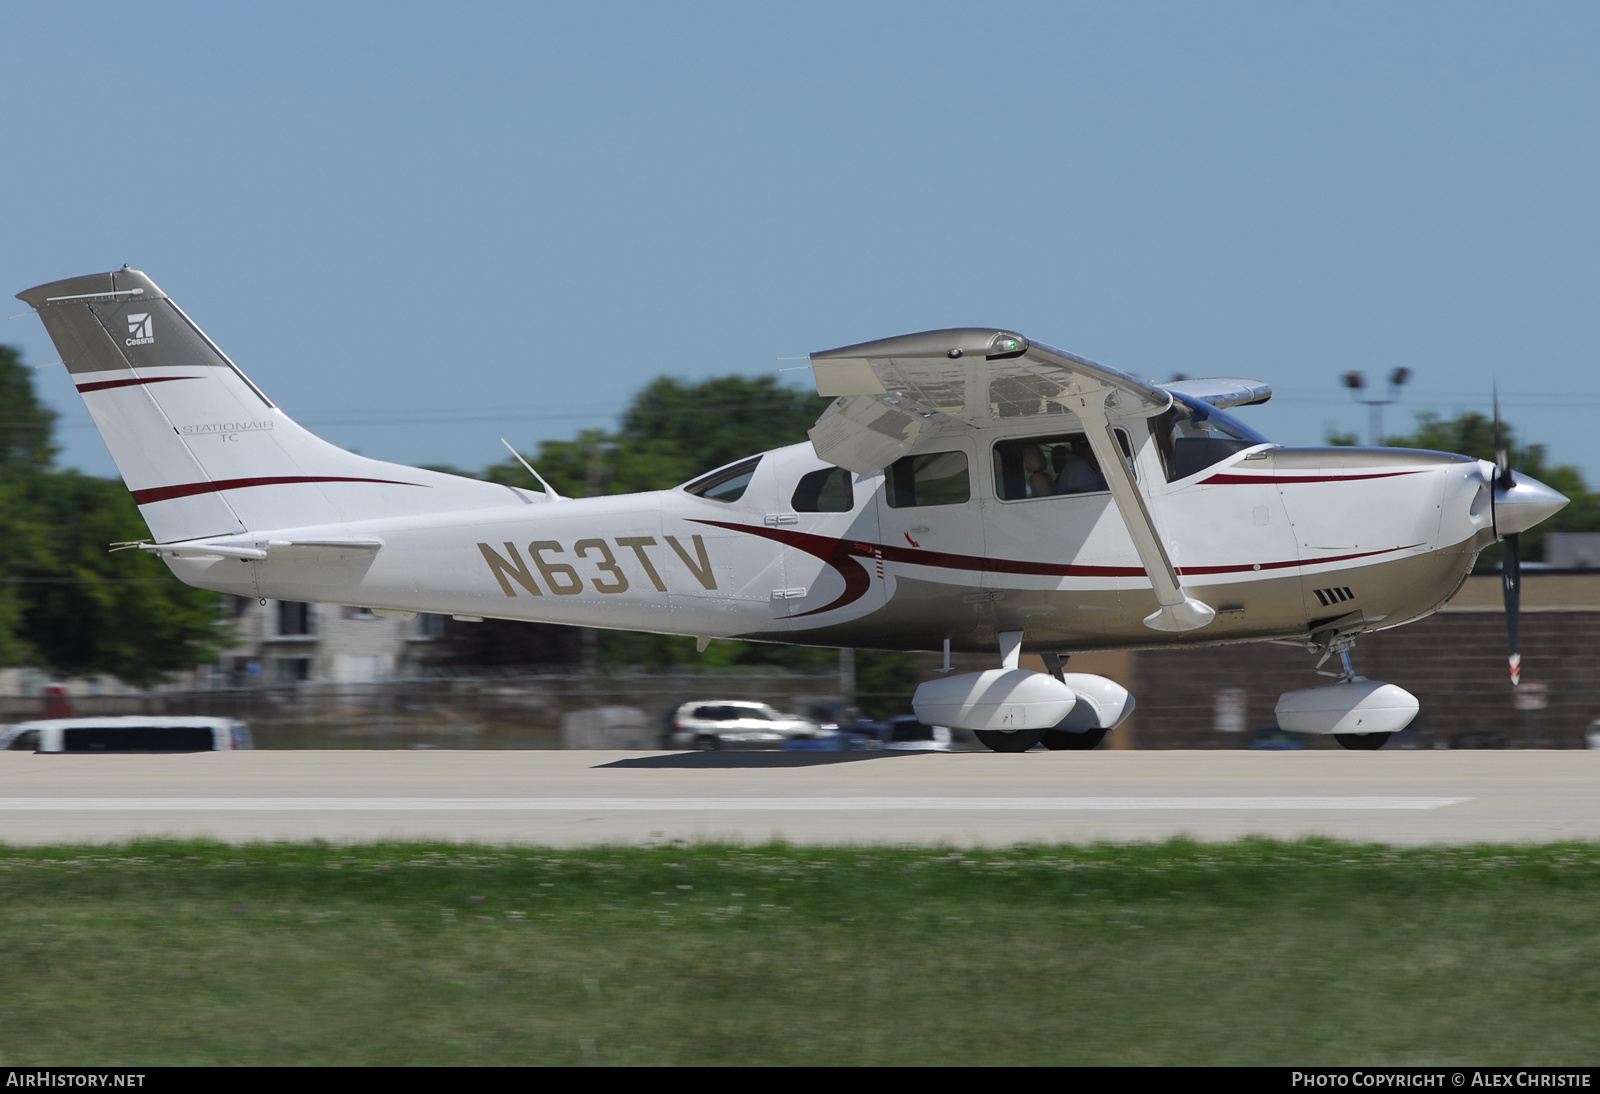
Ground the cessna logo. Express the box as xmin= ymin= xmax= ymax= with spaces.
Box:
xmin=478 ymin=535 xmax=717 ymax=597
xmin=125 ymin=313 xmax=154 ymax=346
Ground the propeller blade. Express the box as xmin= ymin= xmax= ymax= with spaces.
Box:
xmin=1494 ymin=386 xmax=1513 ymax=491
xmin=1503 ymin=530 xmax=1521 ymax=686
xmin=1489 ymin=386 xmax=1502 ymax=538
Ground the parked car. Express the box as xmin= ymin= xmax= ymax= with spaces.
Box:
xmin=854 ymin=715 xmax=954 ymax=751
xmin=804 ymin=703 xmax=877 ymax=735
xmin=0 ymin=717 xmax=252 ymax=753
xmin=1445 ymin=731 xmax=1508 ymax=750
xmin=1246 ymin=725 xmax=1306 ymax=750
xmin=663 ymin=701 xmax=822 ymax=750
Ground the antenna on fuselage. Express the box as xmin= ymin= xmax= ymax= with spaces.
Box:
xmin=500 ymin=438 xmax=564 ymax=502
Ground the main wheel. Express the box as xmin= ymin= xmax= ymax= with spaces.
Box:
xmin=1041 ymin=727 xmax=1107 ymax=751
xmin=1335 ymin=732 xmax=1391 ymax=751
xmin=973 ymin=728 xmax=1046 ymax=752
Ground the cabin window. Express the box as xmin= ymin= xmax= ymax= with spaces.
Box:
xmin=1151 ymin=395 xmax=1269 ymax=482
xmin=886 ymin=451 xmax=970 ymax=508
xmin=992 ymin=431 xmax=1134 ymax=501
xmin=7 ymin=730 xmax=39 ymax=752
xmin=791 ymin=467 xmax=854 ymax=513
xmin=684 ymin=456 xmax=762 ymax=503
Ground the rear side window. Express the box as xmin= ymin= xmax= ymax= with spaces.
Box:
xmin=685 ymin=457 xmax=761 ymax=503
xmin=791 ymin=467 xmax=854 ymax=512
xmin=886 ymin=451 xmax=970 ymax=509
xmin=62 ymin=726 xmax=215 ymax=752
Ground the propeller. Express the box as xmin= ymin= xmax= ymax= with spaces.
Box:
xmin=1494 ymin=389 xmax=1521 ymax=687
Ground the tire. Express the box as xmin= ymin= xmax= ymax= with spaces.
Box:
xmin=1335 ymin=732 xmax=1391 ymax=751
xmin=1041 ymin=727 xmax=1107 ymax=751
xmin=694 ymin=735 xmax=721 ymax=751
xmin=973 ymin=728 xmax=1046 ymax=752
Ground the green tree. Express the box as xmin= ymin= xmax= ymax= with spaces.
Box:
xmin=0 ymin=346 xmax=227 ymax=685
xmin=0 ymin=345 xmax=57 ymax=476
xmin=484 ymin=374 xmax=830 ymax=498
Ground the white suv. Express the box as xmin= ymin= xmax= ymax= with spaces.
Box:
xmin=665 ymin=701 xmax=822 ymax=751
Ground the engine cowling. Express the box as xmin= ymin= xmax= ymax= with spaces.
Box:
xmin=1274 ymin=678 xmax=1419 ymax=736
xmin=913 ymin=669 xmax=1077 ymax=733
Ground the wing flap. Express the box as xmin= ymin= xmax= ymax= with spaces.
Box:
xmin=808 ymin=395 xmax=936 ymax=475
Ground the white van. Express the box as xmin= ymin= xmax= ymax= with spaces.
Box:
xmin=0 ymin=717 xmax=252 ymax=753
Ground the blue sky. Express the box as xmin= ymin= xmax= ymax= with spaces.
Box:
xmin=4 ymin=3 xmax=1598 ymax=479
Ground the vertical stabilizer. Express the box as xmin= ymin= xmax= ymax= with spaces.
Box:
xmin=17 ymin=269 xmax=517 ymax=542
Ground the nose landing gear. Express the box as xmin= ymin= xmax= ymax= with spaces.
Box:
xmin=1276 ymin=635 xmax=1418 ymax=750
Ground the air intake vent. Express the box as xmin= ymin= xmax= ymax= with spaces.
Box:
xmin=1312 ymin=586 xmax=1355 ymax=607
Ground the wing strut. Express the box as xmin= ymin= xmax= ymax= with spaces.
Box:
xmin=1075 ymin=392 xmax=1215 ymax=633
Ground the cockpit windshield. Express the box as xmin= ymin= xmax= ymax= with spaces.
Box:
xmin=1150 ymin=395 xmax=1271 ymax=482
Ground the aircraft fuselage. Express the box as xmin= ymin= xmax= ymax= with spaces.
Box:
xmin=165 ymin=430 xmax=1494 ymax=655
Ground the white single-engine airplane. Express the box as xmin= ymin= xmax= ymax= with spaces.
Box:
xmin=19 ymin=269 xmax=1570 ymax=751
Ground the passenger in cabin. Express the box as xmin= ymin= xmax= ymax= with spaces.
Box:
xmin=1056 ymin=436 xmax=1107 ymax=494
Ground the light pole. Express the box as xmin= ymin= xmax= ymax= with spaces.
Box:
xmin=1342 ymin=367 xmax=1412 ymax=447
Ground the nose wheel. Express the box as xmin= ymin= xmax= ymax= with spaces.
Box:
xmin=1335 ymin=732 xmax=1390 ymax=751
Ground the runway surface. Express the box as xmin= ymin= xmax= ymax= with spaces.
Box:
xmin=0 ymin=749 xmax=1594 ymax=846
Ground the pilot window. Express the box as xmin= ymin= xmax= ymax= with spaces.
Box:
xmin=1151 ymin=397 xmax=1268 ymax=482
xmin=886 ymin=451 xmax=970 ymax=509
xmin=992 ymin=431 xmax=1134 ymax=502
xmin=684 ymin=456 xmax=762 ymax=502
xmin=791 ymin=467 xmax=854 ymax=512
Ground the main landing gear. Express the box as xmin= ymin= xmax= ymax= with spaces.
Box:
xmin=974 ymin=725 xmax=1106 ymax=752
xmin=918 ymin=643 xmax=1132 ymax=753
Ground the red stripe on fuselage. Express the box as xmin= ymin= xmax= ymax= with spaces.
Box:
xmin=692 ymin=518 xmax=1418 ymax=616
xmin=130 ymin=476 xmax=426 ymax=505
xmin=1200 ymin=470 xmax=1426 ymax=485
xmin=76 ymin=376 xmax=200 ymax=393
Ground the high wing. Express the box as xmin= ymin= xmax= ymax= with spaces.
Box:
xmin=806 ymin=328 xmax=1217 ymax=632
xmin=1163 ymin=377 xmax=1271 ymax=409
xmin=807 ymin=328 xmax=1173 ymax=474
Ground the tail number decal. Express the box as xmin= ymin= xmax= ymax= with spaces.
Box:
xmin=478 ymin=535 xmax=717 ymax=597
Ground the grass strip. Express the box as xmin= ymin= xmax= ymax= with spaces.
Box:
xmin=0 ymin=838 xmax=1597 ymax=1065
